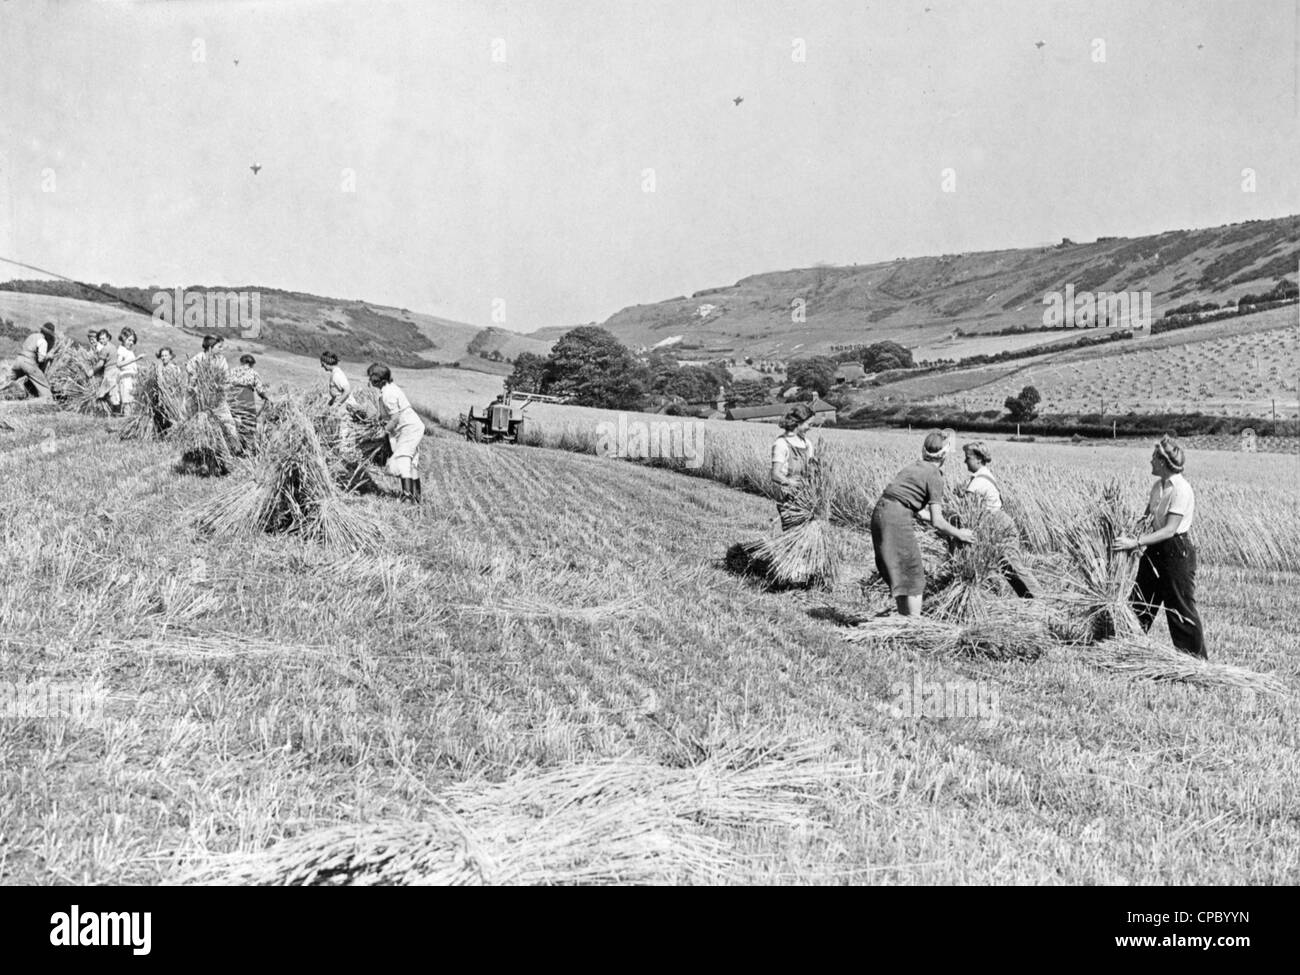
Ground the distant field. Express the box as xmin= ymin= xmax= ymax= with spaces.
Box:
xmin=851 ymin=305 xmax=1300 ymax=418
xmin=912 ymin=329 xmax=1082 ymax=362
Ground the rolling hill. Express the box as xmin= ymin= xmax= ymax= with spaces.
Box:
xmin=583 ymin=214 xmax=1298 ymax=361
xmin=0 ymin=280 xmax=551 ymax=372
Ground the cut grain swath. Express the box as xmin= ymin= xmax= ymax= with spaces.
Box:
xmin=182 ymin=741 xmax=868 ymax=886
xmin=1087 ymin=636 xmax=1287 ymax=694
xmin=842 ymin=609 xmax=1046 ymax=662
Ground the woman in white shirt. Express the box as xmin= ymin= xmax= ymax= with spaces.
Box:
xmin=1112 ymin=434 xmax=1205 ymax=658
xmin=367 ymin=363 xmax=424 ymax=504
xmin=115 ymin=327 xmax=141 ymax=413
xmin=770 ymin=402 xmax=816 ymax=530
xmin=960 ymin=441 xmax=1036 ymax=597
xmin=321 ymin=352 xmax=357 ymax=410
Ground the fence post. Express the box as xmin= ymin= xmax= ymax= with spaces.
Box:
xmin=1113 ymin=419 xmax=1116 ymax=439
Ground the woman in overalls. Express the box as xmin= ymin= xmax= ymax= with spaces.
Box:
xmin=770 ymin=402 xmax=816 ymax=530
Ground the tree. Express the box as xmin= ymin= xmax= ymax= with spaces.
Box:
xmin=861 ymin=340 xmax=914 ymax=372
xmin=543 ymin=326 xmax=649 ymax=409
xmin=728 ymin=378 xmax=771 ymax=408
xmin=662 ymin=365 xmax=717 ymax=403
xmin=507 ymin=352 xmax=547 ymax=393
xmin=785 ymin=355 xmax=837 ymax=397
xmin=1004 ymin=385 xmax=1041 ymax=421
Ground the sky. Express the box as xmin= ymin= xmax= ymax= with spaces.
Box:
xmin=1 ymin=0 xmax=1297 ymax=332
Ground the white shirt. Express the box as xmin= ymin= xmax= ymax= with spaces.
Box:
xmin=328 ymin=365 xmax=356 ymax=406
xmin=1147 ymin=473 xmax=1195 ymax=534
xmin=771 ymin=433 xmax=814 ymax=481
xmin=117 ymin=345 xmax=140 ymax=377
xmin=965 ymin=467 xmax=1002 ymax=511
xmin=379 ymin=382 xmax=420 ymax=431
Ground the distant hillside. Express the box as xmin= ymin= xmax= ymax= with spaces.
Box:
xmin=575 ymin=214 xmax=1298 ymax=361
xmin=0 ymin=280 xmax=552 ymax=370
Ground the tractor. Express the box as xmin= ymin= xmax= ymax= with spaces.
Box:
xmin=460 ymin=393 xmax=527 ymax=444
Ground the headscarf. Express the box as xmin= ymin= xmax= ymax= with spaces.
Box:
xmin=1154 ymin=433 xmax=1185 ymax=473
xmin=921 ymin=429 xmax=948 ymax=461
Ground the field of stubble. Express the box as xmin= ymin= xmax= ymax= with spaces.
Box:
xmin=1 ymin=393 xmax=1297 ymax=884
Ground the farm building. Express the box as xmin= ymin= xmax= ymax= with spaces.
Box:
xmin=728 ymin=397 xmax=837 ymax=424
xmin=834 ymin=363 xmax=866 ymax=384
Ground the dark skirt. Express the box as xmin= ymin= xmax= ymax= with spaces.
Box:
xmin=871 ymin=497 xmax=925 ymax=597
xmin=230 ymin=388 xmax=258 ymax=446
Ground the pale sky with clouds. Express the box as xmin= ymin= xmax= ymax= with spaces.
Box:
xmin=1 ymin=0 xmax=1296 ymax=332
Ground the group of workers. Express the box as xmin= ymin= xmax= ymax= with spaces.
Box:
xmin=3 ymin=322 xmax=426 ymax=504
xmin=770 ymin=404 xmax=1206 ymax=659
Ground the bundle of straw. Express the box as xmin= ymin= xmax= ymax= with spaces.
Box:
xmin=1051 ymin=477 xmax=1149 ymax=643
xmin=754 ymin=455 xmax=838 ymax=588
xmin=168 ymin=357 xmax=241 ymax=475
xmin=46 ymin=342 xmax=110 ymax=415
xmin=1089 ymin=636 xmax=1286 ymax=694
xmin=753 ymin=521 xmax=837 ymax=589
xmin=193 ymin=396 xmax=385 ymax=546
xmin=183 ymin=741 xmax=861 ymax=886
xmin=119 ymin=362 xmax=187 ymax=441
xmin=310 ymin=390 xmax=390 ymax=492
xmin=923 ymin=496 xmax=1023 ymax=623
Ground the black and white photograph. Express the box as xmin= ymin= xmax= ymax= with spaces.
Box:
xmin=0 ymin=0 xmax=1296 ymax=920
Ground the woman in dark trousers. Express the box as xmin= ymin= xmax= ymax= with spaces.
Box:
xmin=871 ymin=429 xmax=973 ymax=616
xmin=1112 ymin=434 xmax=1206 ymax=658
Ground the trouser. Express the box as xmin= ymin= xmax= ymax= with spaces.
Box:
xmin=6 ymin=359 xmax=51 ymax=398
xmin=1131 ymin=535 xmax=1206 ymax=658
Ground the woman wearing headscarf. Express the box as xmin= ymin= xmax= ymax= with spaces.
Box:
xmin=229 ymin=353 xmax=273 ymax=447
xmin=959 ymin=440 xmax=1036 ymax=598
xmin=871 ymin=429 xmax=973 ymax=616
xmin=368 ymin=363 xmax=424 ymax=504
xmin=114 ymin=327 xmax=141 ymax=413
xmin=770 ymin=402 xmax=817 ymax=530
xmin=1112 ymin=434 xmax=1206 ymax=658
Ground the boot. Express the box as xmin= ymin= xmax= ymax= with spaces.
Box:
xmin=411 ymin=478 xmax=422 ymax=504
xmin=398 ymin=477 xmax=412 ymax=503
